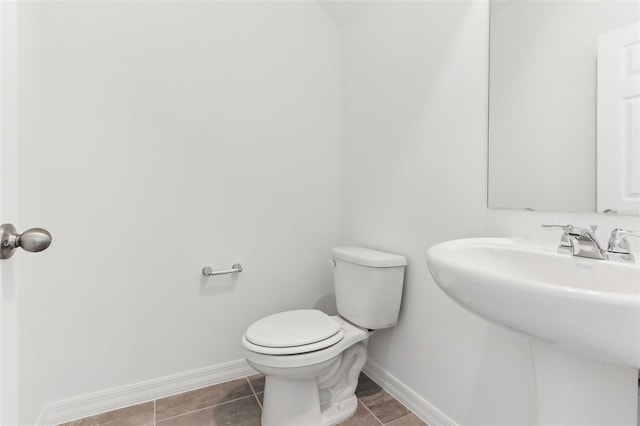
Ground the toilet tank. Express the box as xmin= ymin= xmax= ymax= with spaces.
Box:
xmin=332 ymin=246 xmax=407 ymax=330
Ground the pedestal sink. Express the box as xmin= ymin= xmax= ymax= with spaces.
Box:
xmin=426 ymin=238 xmax=640 ymax=426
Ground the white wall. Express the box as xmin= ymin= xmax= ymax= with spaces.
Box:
xmin=340 ymin=2 xmax=534 ymax=425
xmin=16 ymin=2 xmax=341 ymax=424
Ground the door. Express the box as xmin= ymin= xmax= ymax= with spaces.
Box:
xmin=0 ymin=2 xmax=20 ymax=424
xmin=597 ymin=22 xmax=640 ymax=215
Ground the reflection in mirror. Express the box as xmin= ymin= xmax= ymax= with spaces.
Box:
xmin=597 ymin=22 xmax=640 ymax=215
xmin=488 ymin=0 xmax=640 ymax=214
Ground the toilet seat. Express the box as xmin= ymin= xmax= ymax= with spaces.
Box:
xmin=244 ymin=309 xmax=345 ymax=355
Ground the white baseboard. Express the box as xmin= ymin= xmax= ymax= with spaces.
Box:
xmin=36 ymin=359 xmax=256 ymax=426
xmin=363 ymin=360 xmax=458 ymax=426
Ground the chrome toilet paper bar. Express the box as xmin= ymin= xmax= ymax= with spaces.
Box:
xmin=202 ymin=263 xmax=243 ymax=276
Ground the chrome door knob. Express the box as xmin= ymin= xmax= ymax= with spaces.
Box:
xmin=17 ymin=228 xmax=52 ymax=252
xmin=0 ymin=223 xmax=52 ymax=259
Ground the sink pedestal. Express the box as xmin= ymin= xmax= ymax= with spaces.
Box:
xmin=531 ymin=340 xmax=638 ymax=426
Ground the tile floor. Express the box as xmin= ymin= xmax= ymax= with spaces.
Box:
xmin=59 ymin=373 xmax=427 ymax=426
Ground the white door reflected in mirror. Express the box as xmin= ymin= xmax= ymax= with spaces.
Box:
xmin=597 ymin=22 xmax=640 ymax=215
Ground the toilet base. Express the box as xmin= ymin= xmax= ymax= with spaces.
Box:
xmin=320 ymin=395 xmax=358 ymax=426
xmin=260 ymin=378 xmax=359 ymax=426
xmin=261 ymin=375 xmax=323 ymax=426
xmin=249 ymin=317 xmax=371 ymax=426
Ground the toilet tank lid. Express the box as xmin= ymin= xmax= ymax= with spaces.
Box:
xmin=332 ymin=246 xmax=407 ymax=267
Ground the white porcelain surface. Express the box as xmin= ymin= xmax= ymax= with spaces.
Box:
xmin=333 ymin=258 xmax=406 ymax=330
xmin=244 ymin=316 xmax=369 ymax=426
xmin=332 ymin=246 xmax=408 ymax=267
xmin=426 ymin=238 xmax=640 ymax=368
xmin=244 ymin=309 xmax=342 ymax=350
xmin=243 ymin=316 xmax=368 ymax=370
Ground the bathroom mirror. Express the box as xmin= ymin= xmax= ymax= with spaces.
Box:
xmin=488 ymin=0 xmax=640 ymax=214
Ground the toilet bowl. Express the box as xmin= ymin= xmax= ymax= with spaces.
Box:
xmin=242 ymin=247 xmax=407 ymax=426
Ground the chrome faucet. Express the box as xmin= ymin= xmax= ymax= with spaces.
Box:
xmin=542 ymin=224 xmax=609 ymax=260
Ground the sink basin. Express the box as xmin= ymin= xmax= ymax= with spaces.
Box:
xmin=426 ymin=237 xmax=640 ymax=368
xmin=426 ymin=238 xmax=640 ymax=425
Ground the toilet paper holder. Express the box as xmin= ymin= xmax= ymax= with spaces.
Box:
xmin=202 ymin=263 xmax=243 ymax=276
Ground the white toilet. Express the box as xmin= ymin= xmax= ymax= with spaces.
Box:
xmin=242 ymin=246 xmax=407 ymax=426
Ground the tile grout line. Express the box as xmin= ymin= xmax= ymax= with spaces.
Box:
xmin=245 ymin=375 xmax=257 ymax=394
xmin=384 ymin=412 xmax=416 ymax=426
xmin=146 ymin=374 xmax=257 ymax=408
xmin=155 ymin=393 xmax=257 ymax=423
xmin=253 ymin=390 xmax=263 ymax=410
xmin=356 ymin=396 xmax=384 ymax=425
xmin=254 ymin=393 xmax=263 ymax=410
xmin=245 ymin=375 xmax=264 ymax=410
xmin=360 ymin=374 xmax=419 ymax=426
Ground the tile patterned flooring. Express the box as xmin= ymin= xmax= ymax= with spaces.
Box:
xmin=59 ymin=373 xmax=427 ymax=426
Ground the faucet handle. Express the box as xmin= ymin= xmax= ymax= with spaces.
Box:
xmin=610 ymin=228 xmax=640 ymax=238
xmin=541 ymin=224 xmax=573 ymax=251
xmin=542 ymin=224 xmax=598 ymax=238
xmin=607 ymin=229 xmax=640 ymax=254
xmin=541 ymin=224 xmax=577 ymax=237
xmin=542 ymin=224 xmax=574 ymax=233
